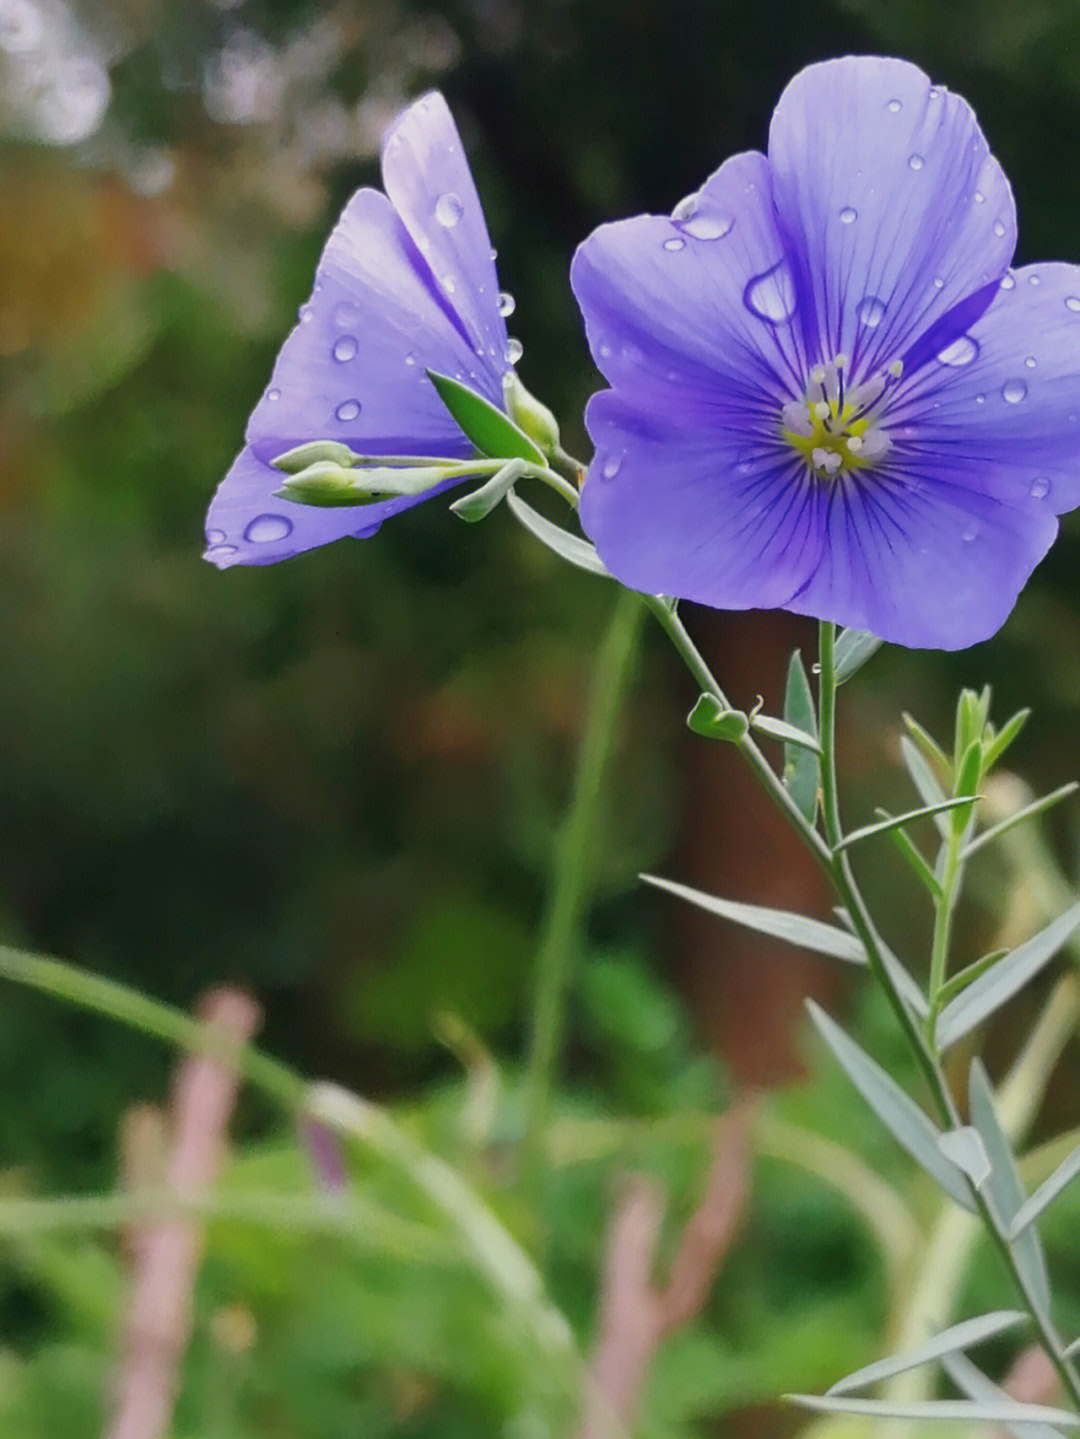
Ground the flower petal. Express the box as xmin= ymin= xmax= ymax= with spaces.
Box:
xmin=571 ymin=151 xmax=813 ymax=407
xmin=381 ymin=91 xmax=509 ymax=372
xmin=768 ymin=57 xmax=1015 ymax=378
xmin=887 ymin=263 xmax=1080 ymax=514
xmin=204 ymin=446 xmax=462 ymax=569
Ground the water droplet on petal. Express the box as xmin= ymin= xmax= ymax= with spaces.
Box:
xmin=839 ymin=206 xmax=857 ymax=224
xmin=204 ymin=543 xmax=238 ymax=560
xmin=671 ymin=194 xmax=700 ymax=221
xmin=1002 ymin=379 xmax=1028 ymax=404
xmin=206 ymin=529 xmax=226 ymax=545
xmin=962 ymin=523 xmax=979 ymax=543
xmin=992 ymin=219 xmax=1006 ymax=238
xmin=435 ymin=191 xmax=464 ymax=227
xmin=973 ymin=190 xmax=985 ymax=203
xmin=933 ymin=276 xmax=945 ymax=290
xmin=1000 ymin=272 xmax=1016 ymax=290
xmin=887 ymin=98 xmax=902 ymax=112
xmin=498 ymin=291 xmax=516 ymax=317
xmin=298 ymin=304 xmax=313 ymax=323
xmin=1025 ymin=355 xmax=1037 ymax=369
xmin=1029 ymin=274 xmax=1041 ymax=286
xmin=663 ymin=236 xmax=686 ymax=251
xmin=332 ymin=335 xmax=358 ymax=363
xmin=332 ymin=302 xmax=360 ymax=329
xmin=1067 ymin=296 xmax=1080 ymax=312
xmin=683 ymin=212 xmax=733 ymax=240
xmin=975 ymin=393 xmax=986 ymax=404
xmin=857 ymin=296 xmax=885 ymax=328
xmin=928 ymin=87 xmax=940 ymax=100
xmin=266 ymin=387 xmax=281 ymax=402
xmin=404 ymin=352 xmax=417 ymax=366
xmin=1030 ymin=477 xmax=1051 ymax=499
xmin=602 ymin=454 xmax=622 ymax=479
xmin=505 ymin=337 xmax=523 ymax=365
xmin=335 ymin=399 xmax=362 ymax=422
xmin=599 ymin=342 xmax=613 ymax=359
xmin=744 ymin=260 xmax=796 ymax=324
xmin=909 ymin=154 xmax=924 ymax=170
xmin=441 ymin=275 xmax=457 ymax=295
xmin=245 ymin=514 xmax=293 ymax=543
xmin=936 ymin=335 xmax=978 ymax=367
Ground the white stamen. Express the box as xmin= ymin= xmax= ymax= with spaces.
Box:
xmin=782 ymin=401 xmax=814 ymax=436
xmin=812 ymin=447 xmax=843 ymax=475
xmin=813 ymin=401 xmax=831 ymax=421
xmin=857 ymin=429 xmax=891 ymax=461
xmin=846 ymin=435 xmax=863 ymax=453
xmin=888 ymin=359 xmax=904 ymax=378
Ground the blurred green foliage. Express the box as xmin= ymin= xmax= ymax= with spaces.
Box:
xmin=3 ymin=0 xmax=1080 ymax=1434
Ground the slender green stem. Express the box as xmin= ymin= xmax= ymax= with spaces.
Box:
xmin=817 ymin=622 xmax=842 ymax=847
xmin=928 ymin=825 xmax=964 ymax=1021
xmin=520 ymin=587 xmax=646 ymax=1181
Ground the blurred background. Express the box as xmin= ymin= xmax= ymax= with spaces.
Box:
xmin=3 ymin=0 xmax=1080 ymax=1434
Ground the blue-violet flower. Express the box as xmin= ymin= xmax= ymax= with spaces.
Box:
xmin=571 ymin=56 xmax=1080 ymax=649
xmin=205 ymin=92 xmax=516 ymax=567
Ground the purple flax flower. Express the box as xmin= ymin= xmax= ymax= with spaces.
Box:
xmin=571 ymin=56 xmax=1080 ymax=649
xmin=205 ymin=92 xmax=514 ymax=568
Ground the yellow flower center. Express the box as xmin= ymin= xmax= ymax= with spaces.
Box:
xmin=782 ymin=355 xmax=901 ymax=479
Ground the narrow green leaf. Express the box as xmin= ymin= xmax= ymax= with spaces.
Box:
xmin=827 ymin=1311 xmax=1028 ymax=1396
xmin=787 ymin=1396 xmax=1080 ymax=1426
xmin=942 ymin=1351 xmax=1064 ymax=1439
xmin=835 ymin=797 xmax=980 ymax=853
xmin=982 ymin=708 xmax=1032 ymax=771
xmin=955 ymin=689 xmax=987 ymax=767
xmin=751 ymin=713 xmax=822 ymax=753
xmin=969 ymin=1060 xmax=1052 ymax=1316
xmin=807 ymin=1002 xmax=975 ymax=1210
xmin=936 ymin=1126 xmax=992 ymax=1188
xmin=963 ymin=783 xmax=1079 ymax=860
xmin=902 ymin=713 xmax=951 ymax=771
xmin=900 ymin=736 xmax=951 ymax=837
xmin=687 ymin=696 xmax=749 ymax=741
xmin=1010 ymin=1142 xmax=1080 ymax=1239
xmin=936 ymin=901 xmax=1080 ymax=1049
xmin=427 ymin=370 xmax=545 ymax=464
xmin=952 ymin=738 xmax=984 ymax=835
xmin=643 ymin=877 xmax=866 ymax=963
xmin=834 ymin=629 xmax=883 ymax=684
xmin=783 ymin=650 xmax=820 ymax=824
xmin=887 ymin=823 xmax=944 ymax=899
xmin=935 ymin=951 xmax=1008 ymax=1008
xmin=504 ymin=491 xmax=610 ymax=577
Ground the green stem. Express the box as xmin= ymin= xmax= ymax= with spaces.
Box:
xmin=928 ymin=824 xmax=964 ymax=1027
xmin=520 ymin=587 xmax=646 ymax=1180
xmin=817 ymin=622 xmax=842 ymax=847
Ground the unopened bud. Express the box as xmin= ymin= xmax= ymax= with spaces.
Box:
xmin=502 ymin=372 xmax=560 ymax=455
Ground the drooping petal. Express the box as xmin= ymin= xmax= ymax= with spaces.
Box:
xmin=204 ymin=446 xmax=462 ymax=569
xmin=886 ymin=263 xmax=1080 ymax=514
xmin=571 ymin=152 xmax=813 ymax=408
xmin=579 ymin=390 xmax=827 ymax=610
xmin=381 ymin=92 xmax=509 ymax=372
xmin=768 ymin=57 xmax=1015 ymax=378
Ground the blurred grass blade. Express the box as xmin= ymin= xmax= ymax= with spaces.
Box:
xmin=942 ymin=1349 xmax=1066 ymax=1439
xmin=835 ymin=797 xmax=978 ymax=853
xmin=643 ymin=877 xmax=866 ymax=963
xmin=1010 ymin=1142 xmax=1080 ymax=1238
xmin=788 ymin=1395 xmax=1079 ymax=1425
xmin=807 ymin=1002 xmax=974 ymax=1210
xmin=782 ymin=650 xmax=820 ymax=824
xmin=963 ymin=784 xmax=1079 ymax=860
xmin=833 ymin=629 xmax=883 ymax=683
xmin=827 ymin=1311 xmax=1028 ymax=1395
xmin=505 ymin=491 xmax=611 ymax=577
xmin=936 ymin=902 xmax=1080 ymax=1049
xmin=427 ymin=371 xmax=545 ymax=464
xmin=900 ymin=736 xmax=951 ymax=836
xmin=969 ymin=1060 xmax=1052 ymax=1316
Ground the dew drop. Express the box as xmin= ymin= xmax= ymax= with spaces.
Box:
xmin=933 ymin=276 xmax=945 ymax=290
xmin=599 ymin=342 xmax=613 ymax=359
xmin=992 ymin=219 xmax=1006 ymax=238
xmin=332 ymin=301 xmax=360 ymax=329
xmin=298 ymin=303 xmax=313 ymax=323
xmin=1000 ymin=272 xmax=1016 ymax=290
xmin=1067 ymin=296 xmax=1080 ymax=312
xmin=928 ymin=87 xmax=940 ymax=100
xmin=975 ymin=393 xmax=986 ymax=404
xmin=206 ymin=528 xmax=226 ymax=545
xmin=332 ymin=335 xmax=358 ymax=363
xmin=505 ymin=337 xmax=523 ymax=365
xmin=602 ymin=454 xmax=622 ymax=479
xmin=887 ymin=98 xmax=902 ymax=112
xmin=1025 ymin=355 xmax=1037 ymax=369
xmin=1002 ymin=379 xmax=1028 ymax=404
xmin=857 ymin=296 xmax=885 ymax=328
xmin=441 ymin=274 xmax=457 ymax=295
xmin=744 ymin=260 xmax=796 ymax=324
xmin=335 ymin=399 xmax=362 ymax=421
xmin=663 ymin=236 xmax=686 ymax=251
xmin=266 ymin=387 xmax=281 ymax=402
xmin=962 ymin=523 xmax=979 ymax=543
xmin=936 ymin=335 xmax=978 ymax=367
xmin=245 ymin=514 xmax=294 ymax=544
xmin=909 ymin=154 xmax=924 ymax=170
xmin=839 ymin=206 xmax=857 ymax=225
xmin=973 ymin=190 xmax=985 ymax=203
xmin=435 ymin=191 xmax=464 ymax=227
xmin=1030 ymin=477 xmax=1051 ymax=499
xmin=683 ymin=213 xmax=733 ymax=240
xmin=404 ymin=352 xmax=417 ymax=366
xmin=498 ymin=291 xmax=516 ymax=317
xmin=671 ymin=194 xmax=701 ymax=222
xmin=204 ymin=543 xmax=238 ymax=560
xmin=1029 ymin=274 xmax=1041 ymax=286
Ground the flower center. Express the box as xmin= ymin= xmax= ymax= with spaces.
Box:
xmin=781 ymin=355 xmax=902 ymax=478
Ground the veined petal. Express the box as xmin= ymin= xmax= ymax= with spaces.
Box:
xmin=888 ymin=263 xmax=1080 ymax=513
xmin=572 ymin=152 xmax=812 ymax=408
xmin=768 ymin=57 xmax=1015 ymax=377
xmin=381 ymin=92 xmax=509 ymax=371
xmin=579 ymin=391 xmax=826 ymax=609
xmin=204 ymin=447 xmax=462 ymax=569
